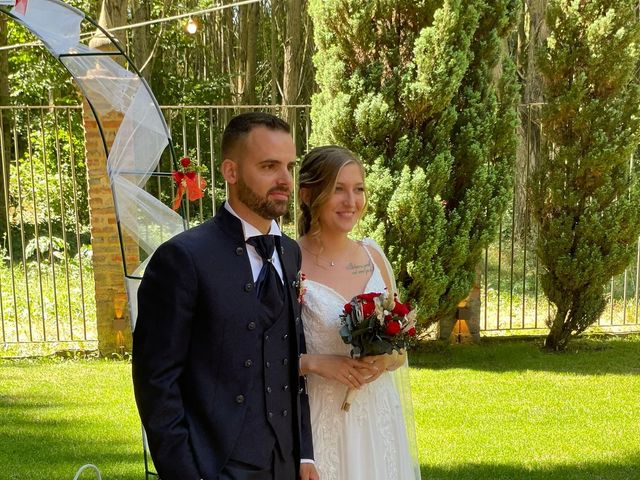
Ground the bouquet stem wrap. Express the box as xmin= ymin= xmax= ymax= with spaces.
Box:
xmin=341 ymin=387 xmax=357 ymax=411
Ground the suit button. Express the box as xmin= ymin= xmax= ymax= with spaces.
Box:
xmin=247 ymin=322 xmax=256 ymax=330
xmin=282 ymin=333 xmax=288 ymax=340
xmin=235 ymin=395 xmax=245 ymax=404
xmin=235 ymin=247 xmax=244 ymax=256
xmin=244 ymin=359 xmax=253 ymax=368
xmin=268 ymin=412 xmax=274 ymax=419
xmin=266 ymin=361 xmax=271 ymax=368
xmin=265 ymin=334 xmax=270 ymax=341
xmin=283 ymin=384 xmax=289 ymax=391
xmin=244 ymin=282 xmax=253 ymax=292
xmin=282 ymin=410 xmax=288 ymax=417
xmin=282 ymin=358 xmax=289 ymax=366
xmin=266 ymin=386 xmax=272 ymax=393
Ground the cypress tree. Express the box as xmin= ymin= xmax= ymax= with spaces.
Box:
xmin=309 ymin=0 xmax=520 ymax=327
xmin=533 ymin=1 xmax=640 ymax=350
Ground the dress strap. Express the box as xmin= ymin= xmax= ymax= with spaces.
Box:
xmin=360 ymin=238 xmax=395 ymax=293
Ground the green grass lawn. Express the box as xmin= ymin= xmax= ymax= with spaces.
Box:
xmin=1 ymin=336 xmax=639 ymax=480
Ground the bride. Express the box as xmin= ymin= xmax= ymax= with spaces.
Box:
xmin=297 ymin=146 xmax=421 ymax=480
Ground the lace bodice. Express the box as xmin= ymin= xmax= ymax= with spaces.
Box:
xmin=302 ymin=255 xmax=384 ymax=357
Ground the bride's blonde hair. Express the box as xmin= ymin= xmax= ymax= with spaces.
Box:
xmin=297 ymin=145 xmax=366 ymax=237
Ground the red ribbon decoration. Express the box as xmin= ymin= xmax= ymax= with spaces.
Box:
xmin=14 ymin=0 xmax=28 ymax=15
xmin=172 ymin=171 xmax=206 ymax=210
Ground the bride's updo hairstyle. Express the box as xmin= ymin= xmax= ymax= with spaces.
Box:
xmin=298 ymin=145 xmax=365 ymax=237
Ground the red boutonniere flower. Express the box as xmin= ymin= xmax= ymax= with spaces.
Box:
xmin=296 ymin=272 xmax=308 ymax=304
xmin=172 ymin=155 xmax=208 ymax=210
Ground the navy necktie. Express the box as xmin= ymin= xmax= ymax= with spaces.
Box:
xmin=247 ymin=235 xmax=285 ymax=317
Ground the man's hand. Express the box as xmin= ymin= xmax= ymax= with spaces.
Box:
xmin=299 ymin=462 xmax=320 ymax=480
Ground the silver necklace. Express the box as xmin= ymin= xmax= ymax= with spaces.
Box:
xmin=302 ymin=242 xmax=355 ymax=268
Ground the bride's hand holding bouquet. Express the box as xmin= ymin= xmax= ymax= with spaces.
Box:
xmin=339 ymin=290 xmax=416 ymax=411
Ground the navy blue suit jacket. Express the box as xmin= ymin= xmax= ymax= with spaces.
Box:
xmin=132 ymin=206 xmax=313 ymax=479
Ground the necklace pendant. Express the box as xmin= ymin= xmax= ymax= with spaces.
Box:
xmin=330 ymin=261 xmax=335 ymax=267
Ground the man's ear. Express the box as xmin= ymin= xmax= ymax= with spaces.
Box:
xmin=221 ymin=159 xmax=238 ymax=184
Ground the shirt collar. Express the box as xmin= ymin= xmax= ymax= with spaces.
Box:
xmin=224 ymin=202 xmax=282 ymax=241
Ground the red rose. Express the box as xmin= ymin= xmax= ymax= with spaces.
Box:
xmin=180 ymin=157 xmax=191 ymax=168
xmin=344 ymin=303 xmax=352 ymax=314
xmin=358 ymin=292 xmax=381 ymax=301
xmin=392 ymin=300 xmax=410 ymax=316
xmin=384 ymin=320 xmax=401 ymax=336
xmin=407 ymin=327 xmax=416 ymax=337
xmin=362 ymin=299 xmax=376 ymax=317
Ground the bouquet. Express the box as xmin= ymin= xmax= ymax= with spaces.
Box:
xmin=171 ymin=154 xmax=207 ymax=210
xmin=339 ymin=291 xmax=416 ymax=411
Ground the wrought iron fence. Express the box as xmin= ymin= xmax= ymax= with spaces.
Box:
xmin=481 ymin=104 xmax=640 ymax=334
xmin=158 ymin=104 xmax=311 ymax=232
xmin=0 ymin=105 xmax=94 ymax=356
xmin=0 ymin=103 xmax=637 ymax=356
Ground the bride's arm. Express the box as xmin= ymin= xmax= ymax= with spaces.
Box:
xmin=299 ymin=353 xmax=379 ymax=389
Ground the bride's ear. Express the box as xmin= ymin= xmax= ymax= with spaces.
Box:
xmin=299 ymin=187 xmax=311 ymax=207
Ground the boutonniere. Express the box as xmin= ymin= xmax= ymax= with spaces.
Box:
xmin=295 ymin=272 xmax=307 ymax=304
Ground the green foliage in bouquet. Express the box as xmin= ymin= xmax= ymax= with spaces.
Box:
xmin=532 ymin=1 xmax=640 ymax=350
xmin=309 ymin=0 xmax=520 ymax=328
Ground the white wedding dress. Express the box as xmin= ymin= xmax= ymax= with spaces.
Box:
xmin=302 ymin=241 xmax=421 ymax=480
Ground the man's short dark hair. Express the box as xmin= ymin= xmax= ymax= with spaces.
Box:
xmin=221 ymin=112 xmax=291 ymax=158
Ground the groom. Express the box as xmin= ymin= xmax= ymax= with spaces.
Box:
xmin=132 ymin=112 xmax=318 ymax=480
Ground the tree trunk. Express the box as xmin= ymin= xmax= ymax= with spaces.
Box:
xmin=297 ymin=9 xmax=315 ymax=107
xmin=544 ymin=307 xmax=572 ymax=351
xmin=90 ymin=0 xmax=128 ymax=49
xmin=236 ymin=4 xmax=249 ymax=103
xmin=270 ymin=0 xmax=281 ymax=105
xmin=242 ymin=2 xmax=260 ymax=105
xmin=515 ymin=0 xmax=547 ymax=240
xmin=130 ymin=0 xmax=155 ymax=81
xmin=282 ymin=0 xmax=302 ymax=130
xmin=222 ymin=0 xmax=236 ymax=102
xmin=0 ymin=15 xmax=10 ymax=237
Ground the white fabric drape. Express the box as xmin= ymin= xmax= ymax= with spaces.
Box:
xmin=363 ymin=238 xmax=422 ymax=479
xmin=12 ymin=0 xmax=185 ymax=326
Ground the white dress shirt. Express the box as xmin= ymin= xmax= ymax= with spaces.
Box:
xmin=224 ymin=202 xmax=284 ymax=283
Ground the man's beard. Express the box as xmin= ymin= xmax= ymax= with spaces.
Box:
xmin=237 ymin=177 xmax=290 ymax=220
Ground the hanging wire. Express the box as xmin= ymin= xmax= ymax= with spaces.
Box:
xmin=0 ymin=0 xmax=259 ymax=52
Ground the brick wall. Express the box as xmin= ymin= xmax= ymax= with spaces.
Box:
xmin=82 ymin=100 xmax=139 ymax=355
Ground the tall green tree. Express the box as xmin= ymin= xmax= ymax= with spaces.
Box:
xmin=309 ymin=0 xmax=520 ymax=327
xmin=532 ymin=1 xmax=640 ymax=350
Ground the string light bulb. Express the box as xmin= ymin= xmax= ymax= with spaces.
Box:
xmin=186 ymin=16 xmax=198 ymax=34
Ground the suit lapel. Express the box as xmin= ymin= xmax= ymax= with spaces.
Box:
xmin=215 ymin=205 xmax=300 ymax=327
xmin=276 ymin=236 xmax=296 ymax=300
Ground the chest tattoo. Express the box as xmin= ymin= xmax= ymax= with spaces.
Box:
xmin=346 ymin=259 xmax=374 ymax=276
